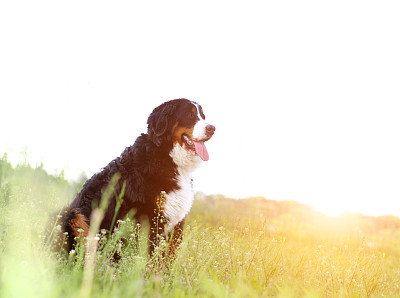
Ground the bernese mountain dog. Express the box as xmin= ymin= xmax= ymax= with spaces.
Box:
xmin=61 ymin=98 xmax=215 ymax=257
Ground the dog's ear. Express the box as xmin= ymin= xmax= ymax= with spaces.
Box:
xmin=147 ymin=101 xmax=177 ymax=146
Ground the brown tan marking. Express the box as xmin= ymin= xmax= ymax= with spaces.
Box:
xmin=70 ymin=209 xmax=89 ymax=237
xmin=172 ymin=124 xmax=194 ymax=146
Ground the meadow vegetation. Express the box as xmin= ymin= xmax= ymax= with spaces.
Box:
xmin=1 ymin=154 xmax=399 ymax=297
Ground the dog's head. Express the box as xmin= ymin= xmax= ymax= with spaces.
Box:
xmin=147 ymin=98 xmax=215 ymax=161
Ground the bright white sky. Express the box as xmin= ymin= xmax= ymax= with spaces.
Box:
xmin=1 ymin=1 xmax=399 ymax=217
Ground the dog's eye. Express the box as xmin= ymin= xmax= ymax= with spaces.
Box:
xmin=188 ymin=112 xmax=195 ymax=119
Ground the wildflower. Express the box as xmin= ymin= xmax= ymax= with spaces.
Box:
xmin=56 ymin=225 xmax=62 ymax=231
xmin=77 ymin=228 xmax=84 ymax=234
xmin=69 ymin=250 xmax=76 ymax=255
xmin=38 ymin=235 xmax=42 ymax=238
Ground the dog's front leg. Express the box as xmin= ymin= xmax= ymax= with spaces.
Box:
xmin=167 ymin=218 xmax=185 ymax=261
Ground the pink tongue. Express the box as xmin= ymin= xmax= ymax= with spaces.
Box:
xmin=193 ymin=141 xmax=209 ymax=161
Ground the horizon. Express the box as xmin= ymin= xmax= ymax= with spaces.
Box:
xmin=0 ymin=151 xmax=399 ymax=219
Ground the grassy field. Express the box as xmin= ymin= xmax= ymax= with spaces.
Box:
xmin=1 ymin=155 xmax=400 ymax=297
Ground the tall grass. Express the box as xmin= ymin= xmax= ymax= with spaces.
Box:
xmin=1 ymin=155 xmax=399 ymax=297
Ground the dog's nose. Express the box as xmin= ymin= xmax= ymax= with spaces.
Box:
xmin=206 ymin=125 xmax=216 ymax=134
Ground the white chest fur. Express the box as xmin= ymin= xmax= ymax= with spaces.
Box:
xmin=164 ymin=143 xmax=202 ymax=232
